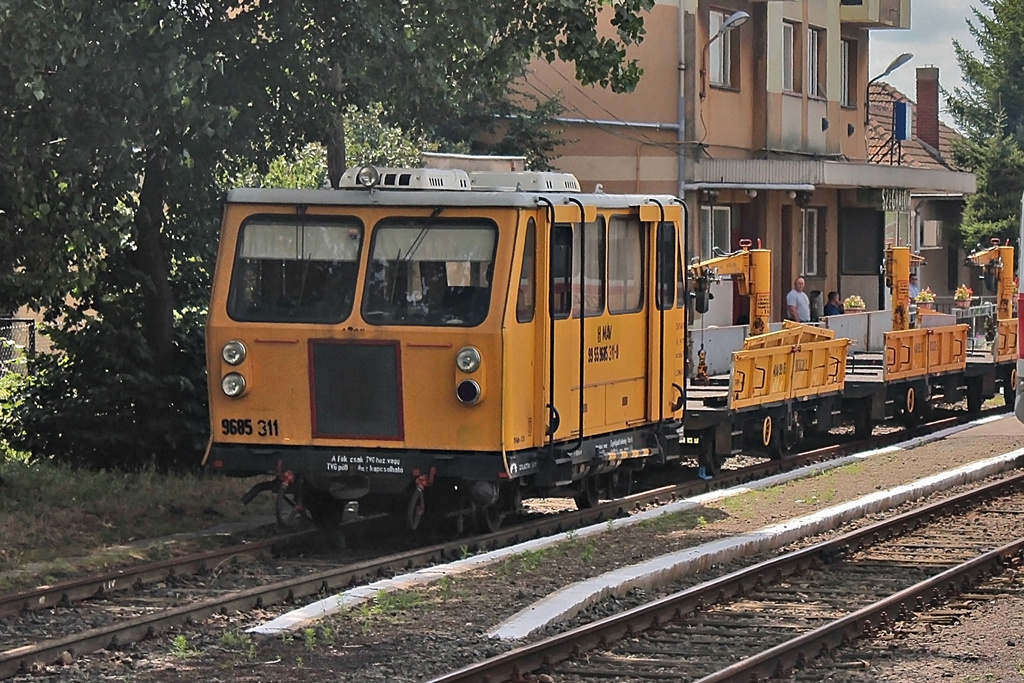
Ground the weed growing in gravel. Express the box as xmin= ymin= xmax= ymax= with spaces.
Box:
xmin=580 ymin=541 xmax=596 ymax=563
xmin=219 ymin=631 xmax=257 ymax=659
xmin=303 ymin=627 xmax=318 ymax=650
xmin=459 ymin=545 xmax=470 ymax=560
xmin=438 ymin=575 xmax=456 ymax=602
xmin=170 ymin=634 xmax=199 ymax=658
xmin=637 ymin=508 xmax=712 ymax=533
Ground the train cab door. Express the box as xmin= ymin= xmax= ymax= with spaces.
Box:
xmin=646 ymin=206 xmax=685 ymax=427
xmin=542 ymin=202 xmax=607 ymax=446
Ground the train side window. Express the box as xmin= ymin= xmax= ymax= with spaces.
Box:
xmin=608 ymin=216 xmax=644 ymax=314
xmin=516 ymin=218 xmax=536 ymax=323
xmin=656 ymin=221 xmax=676 ymax=310
xmin=550 ymin=223 xmax=573 ymax=319
xmin=572 ymin=218 xmax=605 ymax=317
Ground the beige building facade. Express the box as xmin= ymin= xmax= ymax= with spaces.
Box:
xmin=528 ymin=0 xmax=975 ymax=325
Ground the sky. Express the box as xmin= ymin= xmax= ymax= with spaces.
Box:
xmin=869 ymin=0 xmax=982 ymax=118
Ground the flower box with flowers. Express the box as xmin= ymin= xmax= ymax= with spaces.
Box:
xmin=954 ymin=284 xmax=973 ymax=308
xmin=914 ymin=287 xmax=936 ymax=309
xmin=843 ymin=294 xmax=866 ymax=311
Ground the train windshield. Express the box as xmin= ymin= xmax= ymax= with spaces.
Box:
xmin=363 ymin=218 xmax=497 ymax=326
xmin=227 ymin=216 xmax=362 ymax=323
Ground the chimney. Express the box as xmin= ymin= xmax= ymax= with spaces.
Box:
xmin=916 ymin=66 xmax=940 ymax=150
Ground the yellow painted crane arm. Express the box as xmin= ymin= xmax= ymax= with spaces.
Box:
xmin=688 ymin=239 xmax=772 ymax=336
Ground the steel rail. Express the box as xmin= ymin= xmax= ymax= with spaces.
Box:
xmin=0 ymin=409 xmax=997 ymax=680
xmin=426 ymin=468 xmax=1024 ymax=683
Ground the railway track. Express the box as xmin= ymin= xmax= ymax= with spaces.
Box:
xmin=0 ymin=408 xmax=999 ymax=680
xmin=427 ymin=468 xmax=1024 ymax=682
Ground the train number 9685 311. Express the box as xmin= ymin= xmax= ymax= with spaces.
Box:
xmin=221 ymin=418 xmax=280 ymax=437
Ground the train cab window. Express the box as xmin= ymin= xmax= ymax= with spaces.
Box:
xmin=362 ymin=218 xmax=497 ymax=326
xmin=573 ymin=218 xmax=605 ymax=317
xmin=550 ymin=223 xmax=573 ymax=319
xmin=552 ymin=220 xmax=604 ymax=319
xmin=656 ymin=221 xmax=676 ymax=310
xmin=516 ymin=218 xmax=536 ymax=323
xmin=608 ymin=216 xmax=644 ymax=314
xmin=227 ymin=217 xmax=362 ymax=323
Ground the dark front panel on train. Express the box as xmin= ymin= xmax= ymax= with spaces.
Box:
xmin=310 ymin=340 xmax=403 ymax=439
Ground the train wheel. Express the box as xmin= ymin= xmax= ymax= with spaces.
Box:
xmin=474 ymin=504 xmax=505 ymax=534
xmin=900 ymin=385 xmax=924 ymax=427
xmin=1002 ymin=368 xmax=1016 ymax=411
xmin=276 ymin=483 xmax=312 ymax=531
xmin=967 ymin=378 xmax=984 ymax=414
xmin=698 ymin=431 xmax=725 ymax=477
xmin=611 ymin=469 xmax=634 ymax=497
xmin=574 ymin=475 xmax=599 ymax=510
xmin=406 ymin=488 xmax=426 ymax=531
xmin=852 ymin=399 xmax=873 ymax=438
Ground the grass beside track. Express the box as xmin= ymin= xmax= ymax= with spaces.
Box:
xmin=0 ymin=455 xmax=273 ymax=592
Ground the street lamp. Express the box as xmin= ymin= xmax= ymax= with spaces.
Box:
xmin=700 ymin=10 xmax=750 ymax=100
xmin=865 ymin=52 xmax=913 ymax=124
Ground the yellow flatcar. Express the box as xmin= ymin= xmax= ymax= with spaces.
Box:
xmin=204 ymin=164 xmax=687 ymax=532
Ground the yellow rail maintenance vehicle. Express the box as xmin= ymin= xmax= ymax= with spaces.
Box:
xmin=204 ymin=162 xmax=689 ymax=533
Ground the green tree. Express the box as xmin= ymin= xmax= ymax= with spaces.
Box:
xmin=948 ymin=0 xmax=1024 ymax=244
xmin=0 ymin=0 xmax=653 ymax=469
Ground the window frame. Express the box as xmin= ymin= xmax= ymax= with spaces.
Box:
xmin=840 ymin=38 xmax=856 ymax=107
xmin=709 ymin=10 xmax=730 ymax=88
xmin=800 ymin=207 xmax=821 ymax=277
xmin=700 ymin=205 xmax=733 ymax=260
xmin=807 ymin=26 xmax=825 ymax=99
xmin=783 ymin=21 xmax=797 ymax=93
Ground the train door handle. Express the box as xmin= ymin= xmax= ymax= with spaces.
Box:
xmin=545 ymin=404 xmax=561 ymax=436
xmin=670 ymin=383 xmax=684 ymax=412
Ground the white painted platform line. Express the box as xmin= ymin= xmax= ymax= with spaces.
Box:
xmin=249 ymin=415 xmax=1014 ymax=636
xmin=488 ymin=447 xmax=1024 ymax=640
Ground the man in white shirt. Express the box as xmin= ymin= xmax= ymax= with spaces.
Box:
xmin=786 ymin=276 xmax=811 ymax=322
xmin=908 ymin=273 xmax=920 ymax=301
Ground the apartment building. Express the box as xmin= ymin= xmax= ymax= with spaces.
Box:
xmin=526 ymin=0 xmax=975 ymax=324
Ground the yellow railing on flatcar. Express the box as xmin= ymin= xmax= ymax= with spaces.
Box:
xmin=994 ymin=318 xmax=1019 ymax=363
xmin=884 ymin=325 xmax=968 ymax=381
xmin=742 ymin=320 xmax=835 ymax=351
xmin=884 ymin=329 xmax=929 ymax=381
xmin=730 ymin=334 xmax=848 ymax=410
xmin=928 ymin=324 xmax=968 ymax=374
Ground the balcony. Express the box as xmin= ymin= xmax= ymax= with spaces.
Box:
xmin=840 ymin=0 xmax=910 ymax=29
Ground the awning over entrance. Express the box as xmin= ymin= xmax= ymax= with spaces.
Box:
xmin=691 ymin=159 xmax=976 ymax=195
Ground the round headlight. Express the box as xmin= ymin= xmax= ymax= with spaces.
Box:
xmin=455 ymin=346 xmax=482 ymax=373
xmin=356 ymin=165 xmax=380 ymax=188
xmin=222 ymin=340 xmax=246 ymax=366
xmin=456 ymin=380 xmax=482 ymax=405
xmin=221 ymin=372 xmax=247 ymax=397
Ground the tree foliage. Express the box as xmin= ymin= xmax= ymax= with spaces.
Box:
xmin=948 ymin=0 xmax=1024 ymax=244
xmin=0 ymin=0 xmax=653 ymax=469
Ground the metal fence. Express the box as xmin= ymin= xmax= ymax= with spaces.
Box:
xmin=0 ymin=318 xmax=36 ymax=375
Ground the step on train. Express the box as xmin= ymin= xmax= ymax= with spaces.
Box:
xmin=203 ymin=159 xmax=1019 ymax=533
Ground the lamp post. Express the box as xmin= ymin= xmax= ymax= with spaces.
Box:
xmin=699 ymin=10 xmax=750 ymax=101
xmin=864 ymin=52 xmax=913 ymax=125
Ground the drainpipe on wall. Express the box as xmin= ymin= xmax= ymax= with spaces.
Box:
xmin=677 ymin=3 xmax=688 ymax=202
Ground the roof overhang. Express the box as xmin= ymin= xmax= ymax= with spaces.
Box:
xmin=692 ymin=159 xmax=976 ymax=195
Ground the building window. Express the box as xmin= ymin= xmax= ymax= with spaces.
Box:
xmin=783 ymin=22 xmax=797 ymax=93
xmin=807 ymin=27 xmax=825 ymax=98
xmin=840 ymin=39 xmax=856 ymax=107
xmin=801 ymin=207 xmax=821 ymax=276
xmin=709 ymin=10 xmax=734 ymax=88
xmin=700 ymin=205 xmax=732 ymax=260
